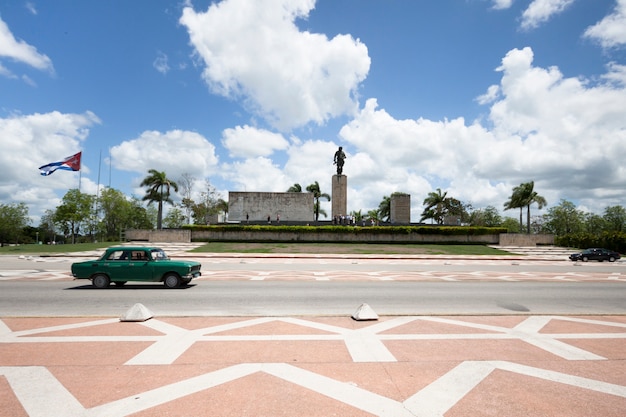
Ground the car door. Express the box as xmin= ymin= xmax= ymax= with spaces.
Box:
xmin=127 ymin=250 xmax=154 ymax=281
xmin=103 ymin=249 xmax=131 ymax=281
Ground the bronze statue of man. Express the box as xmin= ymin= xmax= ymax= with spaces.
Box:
xmin=333 ymin=146 xmax=346 ymax=175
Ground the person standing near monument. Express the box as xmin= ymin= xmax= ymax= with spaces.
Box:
xmin=333 ymin=146 xmax=346 ymax=175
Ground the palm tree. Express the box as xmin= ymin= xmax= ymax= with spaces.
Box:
xmin=504 ymin=184 xmax=525 ymax=232
xmin=140 ymin=169 xmax=179 ymax=230
xmin=287 ymin=183 xmax=302 ymax=192
xmin=520 ymin=181 xmax=547 ymax=234
xmin=306 ymin=181 xmax=330 ymax=221
xmin=420 ymin=188 xmax=448 ymax=224
xmin=378 ymin=196 xmax=391 ymax=223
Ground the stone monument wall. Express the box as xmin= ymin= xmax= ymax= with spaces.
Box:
xmin=390 ymin=194 xmax=411 ymax=224
xmin=228 ymin=192 xmax=314 ymax=222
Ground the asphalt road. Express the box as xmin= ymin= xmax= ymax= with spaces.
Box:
xmin=1 ymin=280 xmax=625 ymax=317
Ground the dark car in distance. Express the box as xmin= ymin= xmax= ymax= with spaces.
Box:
xmin=569 ymin=248 xmax=621 ymax=262
xmin=71 ymin=246 xmax=202 ymax=288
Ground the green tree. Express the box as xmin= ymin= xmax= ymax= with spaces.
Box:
xmin=501 ymin=217 xmax=521 ymax=233
xmin=603 ymin=205 xmax=626 ymax=232
xmin=583 ymin=212 xmax=606 ymax=235
xmin=163 ymin=206 xmax=186 ymax=228
xmin=140 ymin=169 xmax=179 ymax=230
xmin=504 ymin=184 xmax=525 ymax=232
xmin=54 ymin=189 xmax=94 ymax=244
xmin=39 ymin=209 xmax=57 ymax=244
xmin=191 ymin=180 xmax=221 ymax=224
xmin=0 ymin=202 xmax=29 ymax=246
xmin=378 ymin=196 xmax=391 ymax=223
xmin=420 ymin=188 xmax=448 ymax=224
xmin=366 ymin=209 xmax=380 ymax=225
xmin=469 ymin=205 xmax=502 ymax=227
xmin=519 ymin=181 xmax=547 ymax=234
xmin=287 ymin=183 xmax=302 ymax=192
xmin=542 ymin=199 xmax=584 ymax=236
xmin=306 ymin=181 xmax=330 ymax=221
xmin=350 ymin=209 xmax=364 ymax=224
xmin=98 ymin=187 xmax=132 ymax=239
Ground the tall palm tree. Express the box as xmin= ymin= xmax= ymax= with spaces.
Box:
xmin=306 ymin=181 xmax=330 ymax=221
xmin=286 ymin=183 xmax=302 ymax=192
xmin=520 ymin=181 xmax=547 ymax=234
xmin=140 ymin=169 xmax=179 ymax=230
xmin=504 ymin=184 xmax=525 ymax=232
xmin=420 ymin=188 xmax=448 ymax=224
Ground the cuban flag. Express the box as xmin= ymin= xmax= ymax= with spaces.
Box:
xmin=39 ymin=152 xmax=82 ymax=176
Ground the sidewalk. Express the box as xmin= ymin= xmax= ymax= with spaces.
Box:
xmin=2 ymin=314 xmax=625 ymax=416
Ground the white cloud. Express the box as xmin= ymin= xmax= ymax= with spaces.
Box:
xmin=153 ymin=51 xmax=170 ymax=74
xmin=476 ymin=84 xmax=501 ymax=105
xmin=0 ymin=16 xmax=53 ymax=75
xmin=520 ymin=0 xmax=575 ymax=30
xmin=25 ymin=2 xmax=37 ymax=15
xmin=333 ymin=46 xmax=626 ymax=215
xmin=584 ymin=0 xmax=626 ymax=48
xmin=491 ymin=0 xmax=514 ymax=10
xmin=110 ymin=129 xmax=220 ymax=182
xmin=222 ymin=125 xmax=289 ymax=158
xmin=179 ymin=0 xmax=370 ymax=131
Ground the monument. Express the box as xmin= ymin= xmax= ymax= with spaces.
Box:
xmin=332 ymin=146 xmax=347 ymax=219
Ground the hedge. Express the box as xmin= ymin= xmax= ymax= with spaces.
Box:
xmin=184 ymin=224 xmax=507 ymax=236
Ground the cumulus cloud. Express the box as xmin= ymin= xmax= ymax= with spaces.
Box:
xmin=333 ymin=46 xmax=626 ymax=216
xmin=0 ymin=16 xmax=53 ymax=76
xmin=0 ymin=111 xmax=100 ymax=219
xmin=222 ymin=125 xmax=289 ymax=158
xmin=520 ymin=0 xmax=575 ymax=30
xmin=584 ymin=0 xmax=626 ymax=48
xmin=179 ymin=0 xmax=370 ymax=131
xmin=110 ymin=130 xmax=220 ymax=182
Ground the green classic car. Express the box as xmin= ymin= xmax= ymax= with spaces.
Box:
xmin=71 ymin=246 xmax=202 ymax=288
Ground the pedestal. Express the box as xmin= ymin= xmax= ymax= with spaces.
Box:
xmin=332 ymin=174 xmax=347 ymax=219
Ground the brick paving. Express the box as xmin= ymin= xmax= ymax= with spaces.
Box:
xmin=1 ymin=248 xmax=625 ymax=416
xmin=1 ymin=315 xmax=625 ymax=416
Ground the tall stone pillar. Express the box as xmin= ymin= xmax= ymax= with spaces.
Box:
xmin=390 ymin=193 xmax=411 ymax=224
xmin=331 ymin=175 xmax=347 ymax=220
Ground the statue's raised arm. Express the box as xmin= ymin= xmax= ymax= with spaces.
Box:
xmin=333 ymin=146 xmax=346 ymax=175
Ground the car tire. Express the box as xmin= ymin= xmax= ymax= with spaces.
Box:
xmin=609 ymin=256 xmax=616 ymax=262
xmin=582 ymin=256 xmax=589 ymax=262
xmin=113 ymin=281 xmax=127 ymax=287
xmin=92 ymin=274 xmax=110 ymax=289
xmin=163 ymin=273 xmax=180 ymax=288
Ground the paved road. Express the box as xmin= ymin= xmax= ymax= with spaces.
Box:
xmin=1 ymin=252 xmax=625 ymax=416
xmin=1 ymin=281 xmax=625 ymax=317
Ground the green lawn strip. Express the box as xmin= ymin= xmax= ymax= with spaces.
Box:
xmin=0 ymin=242 xmax=110 ymax=255
xmin=0 ymin=241 xmax=513 ymax=256
xmin=190 ymin=242 xmax=513 ymax=256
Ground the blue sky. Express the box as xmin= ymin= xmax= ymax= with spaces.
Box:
xmin=1 ymin=0 xmax=626 ymax=223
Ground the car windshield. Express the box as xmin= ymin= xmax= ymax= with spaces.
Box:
xmin=151 ymin=249 xmax=169 ymax=260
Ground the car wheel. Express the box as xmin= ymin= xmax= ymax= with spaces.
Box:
xmin=92 ymin=274 xmax=110 ymax=289
xmin=609 ymin=256 xmax=616 ymax=262
xmin=163 ymin=273 xmax=180 ymax=288
xmin=582 ymin=256 xmax=589 ymax=262
xmin=114 ymin=281 xmax=127 ymax=287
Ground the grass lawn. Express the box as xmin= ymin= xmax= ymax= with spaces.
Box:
xmin=0 ymin=241 xmax=513 ymax=256
xmin=190 ymin=242 xmax=512 ymax=255
xmin=0 ymin=242 xmax=110 ymax=255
